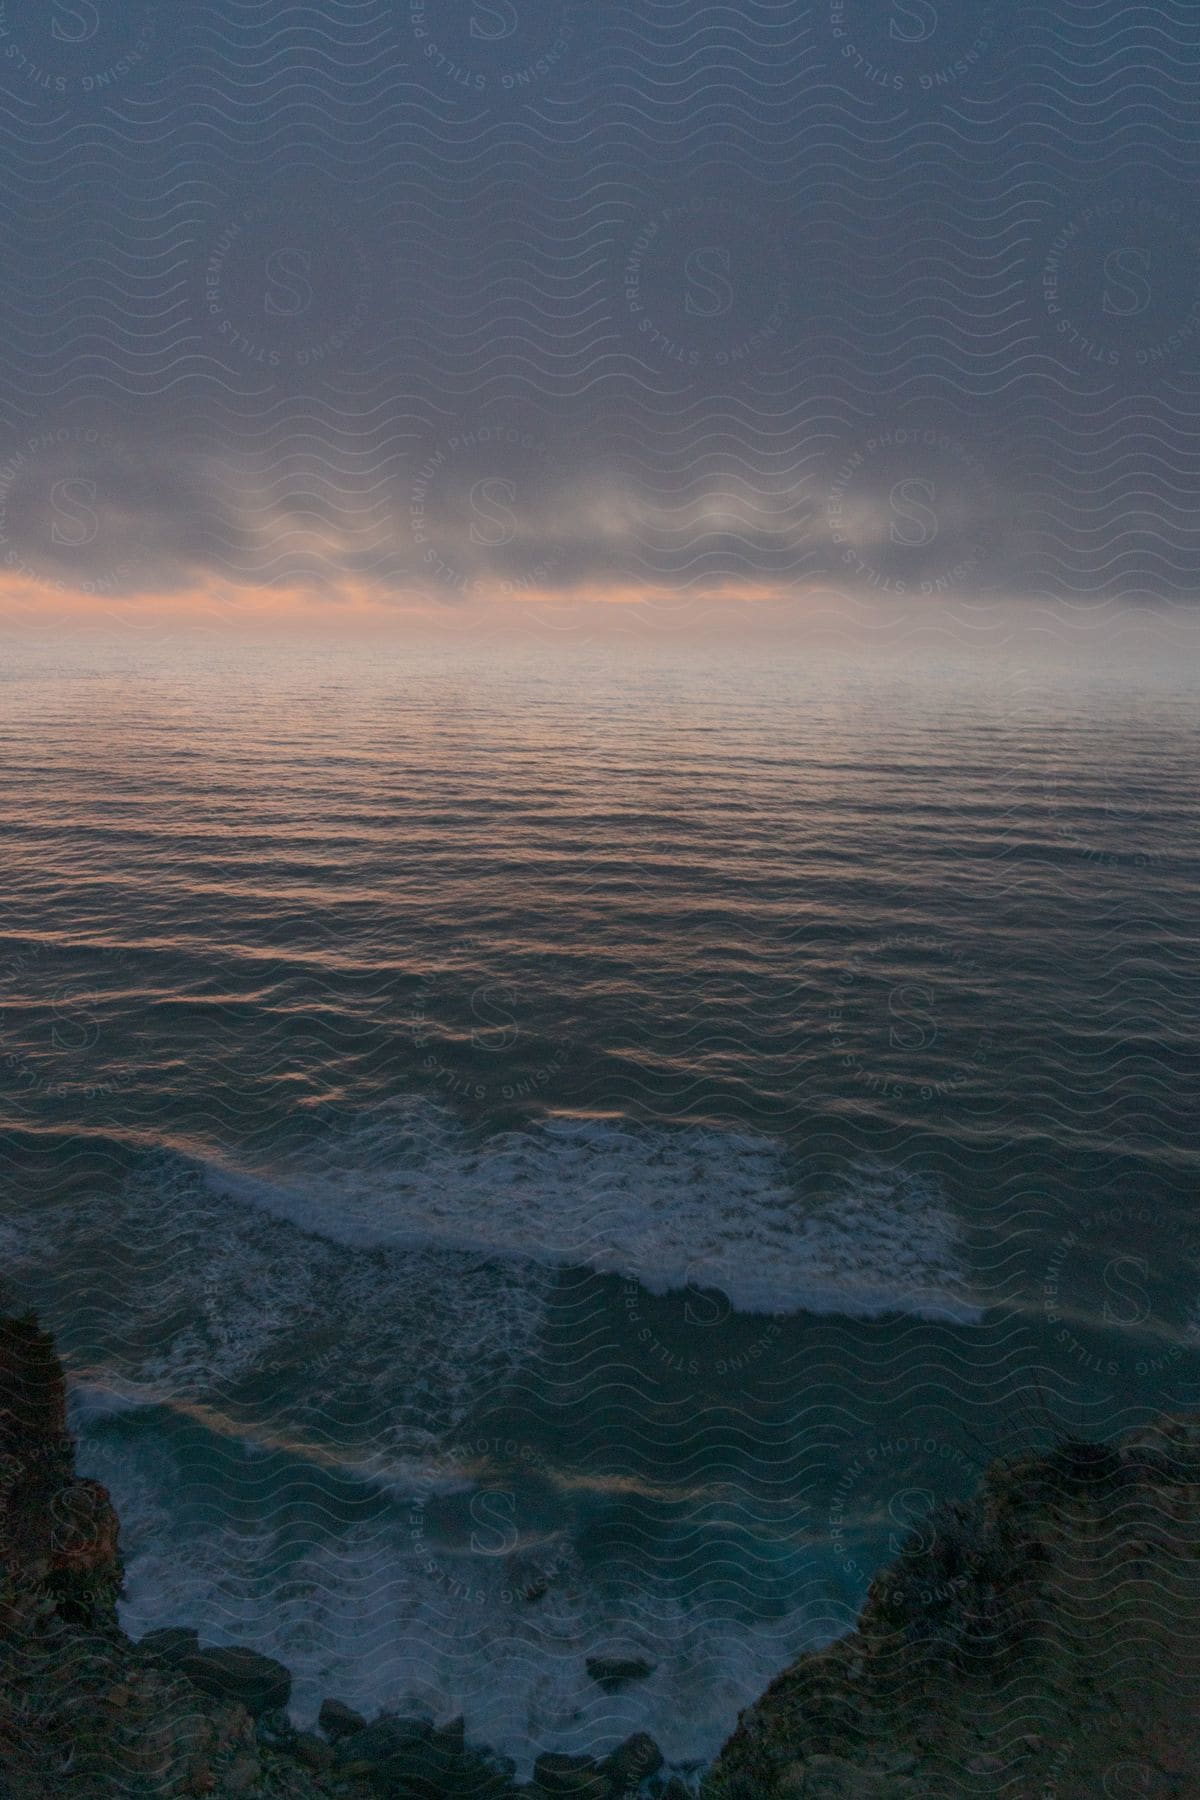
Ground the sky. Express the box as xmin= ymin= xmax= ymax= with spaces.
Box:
xmin=1 ymin=0 xmax=1198 ymax=641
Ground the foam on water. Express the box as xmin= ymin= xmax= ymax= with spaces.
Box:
xmin=73 ymin=1398 xmax=824 ymax=1776
xmin=0 ymin=1107 xmax=975 ymax=1770
xmin=0 ymin=1103 xmax=977 ymax=1466
xmin=210 ymin=1099 xmax=980 ymax=1323
xmin=1 ymin=1145 xmax=555 ymax=1457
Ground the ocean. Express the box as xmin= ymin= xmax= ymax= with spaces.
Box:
xmin=0 ymin=630 xmax=1196 ymax=1777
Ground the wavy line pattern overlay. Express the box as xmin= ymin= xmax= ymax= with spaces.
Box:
xmin=0 ymin=2 xmax=1198 ymax=1795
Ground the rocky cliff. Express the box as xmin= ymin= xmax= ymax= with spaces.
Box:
xmin=702 ymin=1422 xmax=1200 ymax=1799
xmin=0 ymin=1311 xmax=673 ymax=1799
xmin=6 ymin=1310 xmax=1200 ymax=1799
xmin=0 ymin=1309 xmax=307 ymax=1799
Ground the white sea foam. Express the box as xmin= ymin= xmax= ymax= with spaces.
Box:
xmin=10 ymin=1107 xmax=975 ymax=1774
xmin=209 ymin=1100 xmax=979 ymax=1323
xmin=6 ymin=1148 xmax=555 ymax=1457
xmin=83 ymin=1417 xmax=825 ymax=1776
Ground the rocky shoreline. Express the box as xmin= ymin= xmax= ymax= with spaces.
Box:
xmin=5 ymin=1308 xmax=1200 ymax=1798
xmin=0 ymin=1310 xmax=682 ymax=1800
xmin=705 ymin=1418 xmax=1200 ymax=1798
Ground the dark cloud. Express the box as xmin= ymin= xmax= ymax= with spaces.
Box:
xmin=0 ymin=0 xmax=1197 ymax=613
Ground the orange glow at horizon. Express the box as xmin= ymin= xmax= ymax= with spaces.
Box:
xmin=0 ymin=570 xmax=813 ymax=633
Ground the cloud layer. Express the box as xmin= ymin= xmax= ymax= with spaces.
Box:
xmin=1 ymin=1 xmax=1197 ymax=624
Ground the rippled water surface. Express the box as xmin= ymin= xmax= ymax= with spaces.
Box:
xmin=1 ymin=635 xmax=1196 ymax=1772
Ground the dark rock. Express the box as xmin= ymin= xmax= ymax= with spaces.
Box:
xmin=47 ymin=1476 xmax=122 ymax=1584
xmin=371 ymin=1729 xmax=516 ymax=1798
xmin=137 ymin=1627 xmax=200 ymax=1665
xmin=225 ymin=1753 xmax=260 ymax=1794
xmin=319 ymin=1696 xmax=369 ymax=1741
xmin=437 ymin=1715 xmax=466 ymax=1754
xmin=335 ymin=1715 xmax=432 ymax=1770
xmin=370 ymin=1738 xmax=453 ymax=1794
xmin=1045 ymin=1438 xmax=1123 ymax=1492
xmin=178 ymin=1646 xmax=292 ymax=1718
xmin=292 ymin=1730 xmax=336 ymax=1772
xmin=603 ymin=1732 xmax=664 ymax=1790
xmin=533 ymin=1751 xmax=609 ymax=1796
xmin=585 ymin=1656 xmax=656 ymax=1694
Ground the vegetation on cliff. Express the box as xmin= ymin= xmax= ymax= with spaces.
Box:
xmin=702 ymin=1423 xmax=1200 ymax=1798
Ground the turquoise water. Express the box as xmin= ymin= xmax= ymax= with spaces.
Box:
xmin=0 ymin=635 xmax=1196 ymax=1773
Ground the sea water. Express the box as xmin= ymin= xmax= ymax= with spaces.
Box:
xmin=0 ymin=632 xmax=1195 ymax=1774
